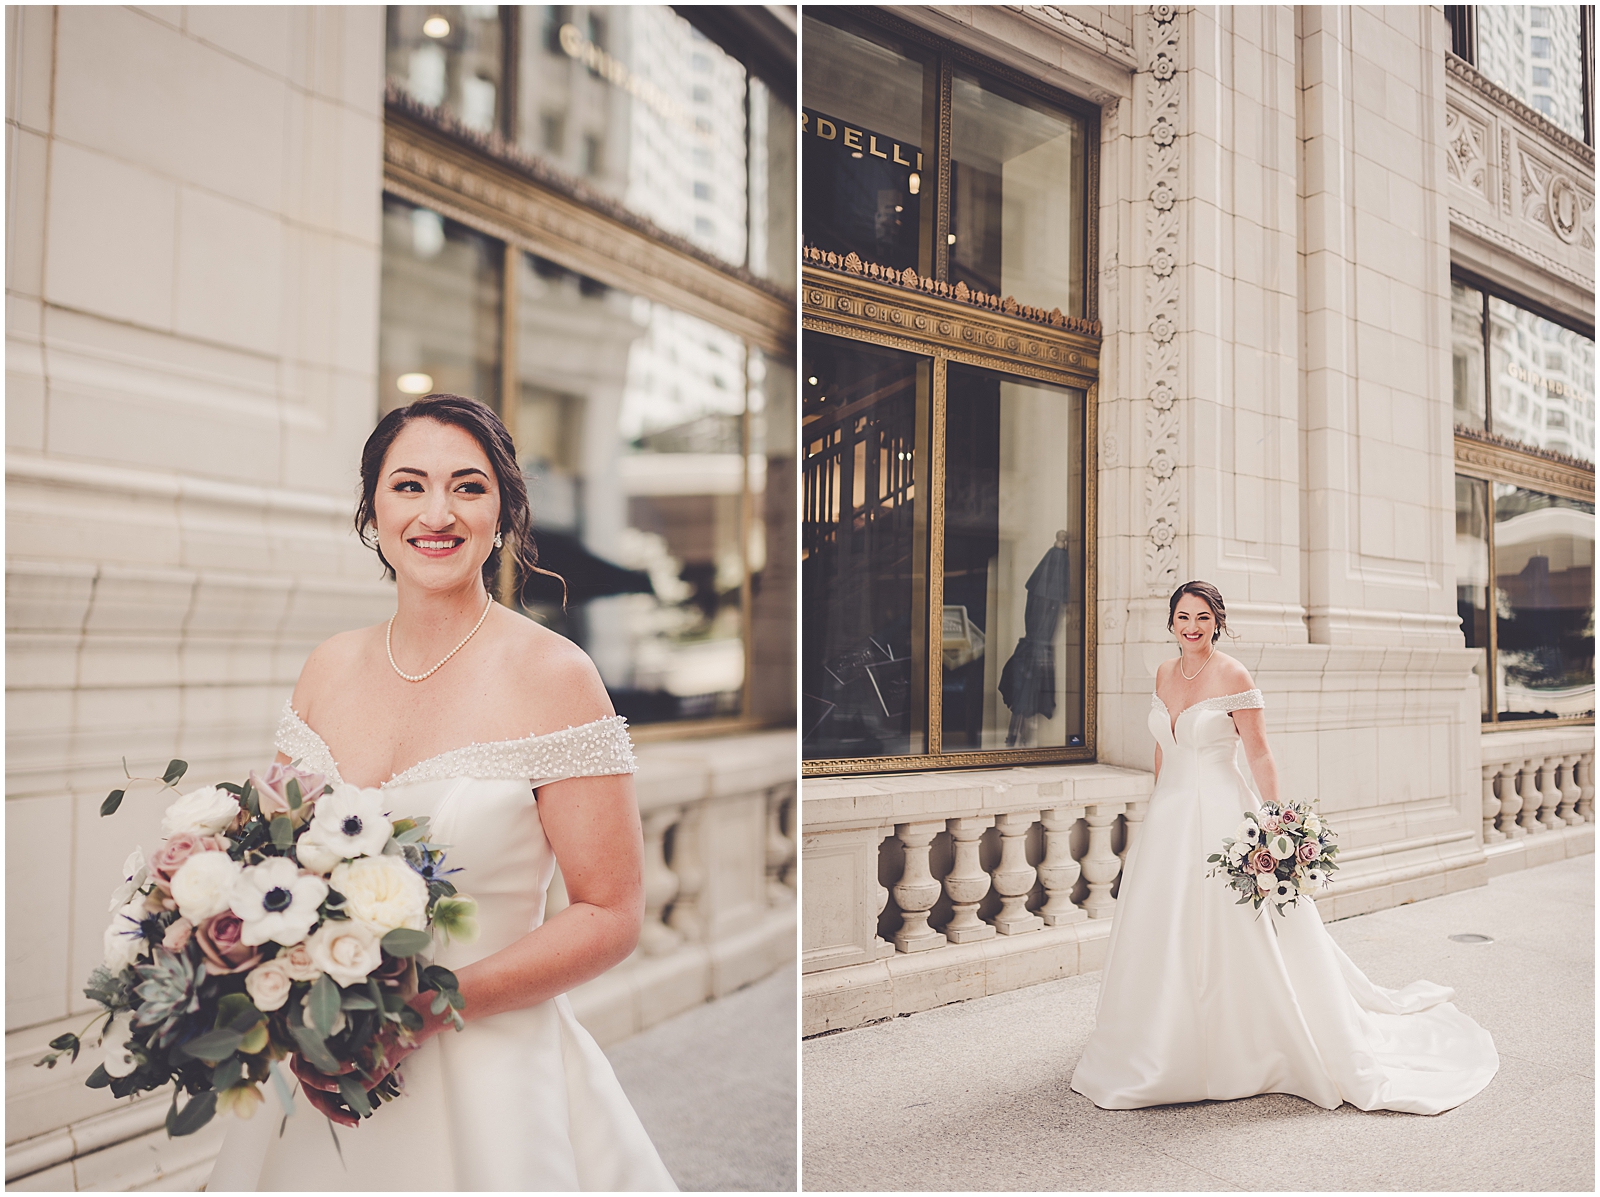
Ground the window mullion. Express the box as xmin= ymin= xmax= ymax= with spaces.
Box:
xmin=924 ymin=357 xmax=948 ymax=754
xmin=1481 ymin=287 xmax=1492 ymax=436
xmin=934 ymin=54 xmax=954 ymax=282
xmin=1485 ymin=481 xmax=1499 ymax=723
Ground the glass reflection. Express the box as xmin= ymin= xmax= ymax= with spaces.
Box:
xmin=379 ymin=197 xmax=503 ymax=415
xmin=1455 ymin=475 xmax=1491 ymax=717
xmin=1474 ymin=5 xmax=1588 ymax=141
xmin=1451 ymin=282 xmax=1486 ymax=430
xmin=802 ymin=14 xmax=936 ymax=275
xmin=802 ymin=334 xmax=927 ymax=760
xmin=1492 ymin=484 xmax=1595 ymax=720
xmin=513 ymin=253 xmax=749 ymax=722
xmin=942 ymin=364 xmax=1085 ymax=752
xmin=950 ymin=71 xmax=1088 ymax=315
xmin=515 ymin=6 xmax=748 ymax=265
xmin=387 ymin=6 xmax=505 ymax=134
xmin=750 ymin=75 xmax=798 ymax=291
xmin=1488 ymin=296 xmax=1596 ymax=463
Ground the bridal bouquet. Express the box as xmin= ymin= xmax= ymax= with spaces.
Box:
xmin=1207 ymin=800 xmax=1341 ymax=915
xmin=36 ymin=758 xmax=478 ymax=1136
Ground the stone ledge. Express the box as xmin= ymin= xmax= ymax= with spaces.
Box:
xmin=1483 ymin=822 xmax=1596 ymax=878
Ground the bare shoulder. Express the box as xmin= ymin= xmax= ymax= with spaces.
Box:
xmin=1153 ymin=657 xmax=1176 ymax=689
xmin=1213 ymin=652 xmax=1257 ymax=694
xmin=494 ymin=610 xmax=616 ymax=733
xmin=292 ymin=625 xmax=382 ymax=715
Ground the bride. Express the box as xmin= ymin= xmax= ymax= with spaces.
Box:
xmin=208 ymin=394 xmax=677 ymax=1191
xmin=1070 ymin=581 xmax=1498 ymax=1115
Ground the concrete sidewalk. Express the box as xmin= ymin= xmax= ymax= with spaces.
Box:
xmin=802 ymin=855 xmax=1594 ymax=1192
xmin=610 ymin=963 xmax=797 ymax=1192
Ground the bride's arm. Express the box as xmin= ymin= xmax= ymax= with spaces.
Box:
xmin=1232 ymin=708 xmax=1281 ymax=806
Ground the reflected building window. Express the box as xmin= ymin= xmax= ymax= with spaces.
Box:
xmin=1466 ymin=5 xmax=1592 ymax=142
xmin=388 ymin=6 xmax=507 ymax=134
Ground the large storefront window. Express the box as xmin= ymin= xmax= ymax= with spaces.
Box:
xmin=387 ymin=5 xmax=796 ymax=285
xmin=800 ymin=10 xmax=1099 ymax=775
xmin=1470 ymin=5 xmax=1593 ymax=142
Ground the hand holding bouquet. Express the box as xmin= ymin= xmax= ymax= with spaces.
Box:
xmin=37 ymin=758 xmax=479 ymax=1137
xmin=1207 ymin=800 xmax=1341 ymax=916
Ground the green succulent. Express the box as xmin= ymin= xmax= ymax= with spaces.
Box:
xmin=132 ymin=949 xmax=206 ymax=1047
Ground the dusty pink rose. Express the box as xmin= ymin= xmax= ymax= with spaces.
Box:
xmin=149 ymin=832 xmax=227 ymax=884
xmin=1281 ymin=807 xmax=1299 ymax=825
xmin=1248 ymin=846 xmax=1277 ymax=876
xmin=1260 ymin=816 xmax=1282 ymax=834
xmin=162 ymin=917 xmax=194 ymax=952
xmin=194 ymin=912 xmax=263 ymax=975
xmin=248 ymin=763 xmax=328 ymax=820
xmin=1297 ymin=840 xmax=1320 ymax=863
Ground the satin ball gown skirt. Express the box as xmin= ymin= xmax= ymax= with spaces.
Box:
xmin=1069 ymin=692 xmax=1498 ymax=1115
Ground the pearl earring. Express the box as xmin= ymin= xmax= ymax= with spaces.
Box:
xmin=494 ymin=531 xmax=503 ymax=549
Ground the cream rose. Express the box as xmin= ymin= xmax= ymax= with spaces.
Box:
xmin=331 ymin=856 xmax=428 ymax=933
xmin=295 ymin=837 xmax=345 ymax=876
xmin=244 ymin=959 xmax=294 ymax=1011
xmin=160 ymin=786 xmax=241 ymax=838
xmin=169 ymin=851 xmax=243 ymax=922
xmin=305 ymin=918 xmax=385 ymax=987
xmin=276 ymin=941 xmax=323 ymax=983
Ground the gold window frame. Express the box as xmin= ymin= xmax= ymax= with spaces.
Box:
xmin=381 ymin=91 xmax=797 ymax=738
xmin=800 ymin=11 xmax=1103 ymax=776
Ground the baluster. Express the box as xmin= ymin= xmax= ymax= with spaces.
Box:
xmin=1498 ymin=758 xmax=1526 ymax=839
xmin=943 ymin=817 xmax=995 ymax=943
xmin=1516 ymin=758 xmax=1544 ymax=835
xmin=1481 ymin=763 xmax=1505 ymax=843
xmin=765 ymin=783 xmax=797 ymax=903
xmin=892 ymin=822 xmax=946 ymax=953
xmin=992 ymin=812 xmax=1042 ymax=935
xmin=1538 ymin=756 xmax=1564 ymax=831
xmin=1579 ymin=752 xmax=1595 ymax=822
xmin=666 ymin=803 xmax=706 ymax=941
xmin=639 ymin=806 xmax=683 ymax=956
xmin=1121 ymin=800 xmax=1148 ymax=864
xmin=1557 ymin=754 xmax=1583 ymax=826
xmin=1081 ymin=803 xmax=1125 ymax=920
xmin=1038 ymin=806 xmax=1087 ymax=926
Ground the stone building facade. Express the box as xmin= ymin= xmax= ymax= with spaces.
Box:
xmin=801 ymin=5 xmax=1593 ymax=1035
xmin=6 ymin=6 xmax=795 ymax=1188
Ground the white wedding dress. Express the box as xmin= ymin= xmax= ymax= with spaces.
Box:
xmin=206 ymin=703 xmax=678 ymax=1192
xmin=1070 ymin=688 xmax=1499 ymax=1115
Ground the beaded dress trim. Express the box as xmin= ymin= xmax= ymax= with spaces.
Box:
xmin=1150 ymin=688 xmax=1265 ymax=718
xmin=274 ymin=700 xmax=638 ymax=790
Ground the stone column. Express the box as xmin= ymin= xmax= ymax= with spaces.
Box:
xmin=1081 ymin=803 xmax=1126 ymax=919
xmin=1538 ymin=758 xmax=1564 ymax=831
xmin=666 ymin=803 xmax=707 ymax=940
xmin=1481 ymin=763 xmax=1504 ymax=843
xmin=991 ymin=812 xmax=1042 ymax=935
xmin=765 ymin=782 xmax=797 ymax=902
xmin=943 ymin=816 xmax=995 ymax=943
xmin=1556 ymin=755 xmax=1582 ymax=827
xmin=1579 ymin=752 xmax=1595 ymax=822
xmin=639 ymin=806 xmax=684 ymax=956
xmin=1498 ymin=757 xmax=1527 ymax=838
xmin=1038 ymin=806 xmax=1087 ymax=926
xmin=892 ymin=822 xmax=946 ymax=953
xmin=1517 ymin=759 xmax=1545 ymax=835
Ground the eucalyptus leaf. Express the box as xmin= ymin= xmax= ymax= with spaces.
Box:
xmin=430 ymin=992 xmax=449 ymax=1015
xmin=101 ymin=789 xmax=125 ymax=817
xmin=269 ymin=816 xmax=294 ymax=849
xmin=289 ymin=1024 xmax=340 ymax=1075
xmin=307 ymin=974 xmax=340 ymax=1038
xmin=394 ymin=825 xmax=427 ymax=845
xmin=169 ymin=1089 xmax=217 ymax=1136
xmin=216 ymin=993 xmax=262 ymax=1032
xmin=421 ymin=965 xmax=459 ymax=992
xmin=162 ymin=759 xmax=189 ymax=786
xmin=339 ymin=992 xmax=377 ymax=1011
xmin=286 ymin=778 xmax=302 ymax=811
xmin=337 ymin=1074 xmax=373 ymax=1120
xmin=381 ymin=927 xmax=432 ymax=957
xmin=212 ymin=1055 xmax=244 ymax=1091
xmin=175 ymin=1028 xmax=244 ymax=1063
xmin=241 ymin=780 xmax=259 ymax=818
xmin=85 ymin=1063 xmax=112 ymax=1089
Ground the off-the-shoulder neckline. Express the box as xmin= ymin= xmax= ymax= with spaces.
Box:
xmin=280 ymin=701 xmax=627 ymax=789
xmin=1151 ymin=688 xmax=1262 ymax=738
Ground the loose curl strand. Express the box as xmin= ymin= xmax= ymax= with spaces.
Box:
xmin=354 ymin=394 xmax=567 ymax=608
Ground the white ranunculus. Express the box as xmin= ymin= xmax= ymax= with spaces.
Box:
xmin=1305 ymin=813 xmax=1323 ymax=835
xmin=295 ymin=837 xmax=345 ymax=876
xmin=231 ymin=858 xmax=328 ymax=947
xmin=108 ymin=847 xmax=149 ymax=913
xmin=306 ymin=918 xmax=385 ymax=987
xmin=1267 ymin=833 xmax=1295 ymax=861
xmin=331 ymin=856 xmax=428 ymax=933
xmin=305 ymin=785 xmax=392 ymax=861
xmin=1228 ymin=838 xmax=1251 ymax=861
xmin=169 ymin=852 xmax=242 ymax=922
xmin=100 ymin=1011 xmax=139 ymax=1078
xmin=244 ymin=959 xmax=294 ymax=1012
xmin=1256 ymin=871 xmax=1276 ymax=892
xmin=161 ymin=786 xmax=241 ymax=838
xmin=104 ymin=899 xmax=150 ymax=972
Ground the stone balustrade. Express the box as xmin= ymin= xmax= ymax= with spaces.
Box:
xmin=801 ymin=763 xmax=1154 ymax=1035
xmin=1478 ymin=726 xmax=1596 ymax=877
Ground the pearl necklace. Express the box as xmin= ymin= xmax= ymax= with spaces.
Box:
xmin=1178 ymin=639 xmax=1216 ymax=681
xmin=387 ymin=596 xmax=494 ymax=683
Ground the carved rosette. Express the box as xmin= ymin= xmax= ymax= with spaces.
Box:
xmin=1143 ymin=5 xmax=1181 ymax=593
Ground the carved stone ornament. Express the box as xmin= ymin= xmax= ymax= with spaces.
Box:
xmin=1547 ymin=173 xmax=1581 ymax=244
xmin=1143 ymin=4 xmax=1182 ymax=594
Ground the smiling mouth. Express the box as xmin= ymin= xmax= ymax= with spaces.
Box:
xmin=409 ymin=536 xmax=464 ymax=555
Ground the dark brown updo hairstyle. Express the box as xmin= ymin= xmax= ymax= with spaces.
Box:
xmin=355 ymin=394 xmax=565 ymax=605
xmin=1166 ymin=580 xmax=1237 ymax=644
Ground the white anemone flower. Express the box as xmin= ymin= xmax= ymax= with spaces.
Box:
xmin=1237 ymin=820 xmax=1261 ymax=845
xmin=1305 ymin=867 xmax=1328 ymax=888
xmin=104 ymin=899 xmax=150 ymax=972
xmin=304 ymin=785 xmax=392 ymax=861
xmin=230 ymin=858 xmax=328 ymax=947
xmin=108 ymin=847 xmax=149 ymax=912
xmin=1272 ymin=879 xmax=1296 ymax=902
xmin=101 ymin=1011 xmax=140 ymax=1078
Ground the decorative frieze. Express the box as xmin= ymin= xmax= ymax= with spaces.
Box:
xmin=1453 ymin=426 xmax=1595 ymax=502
